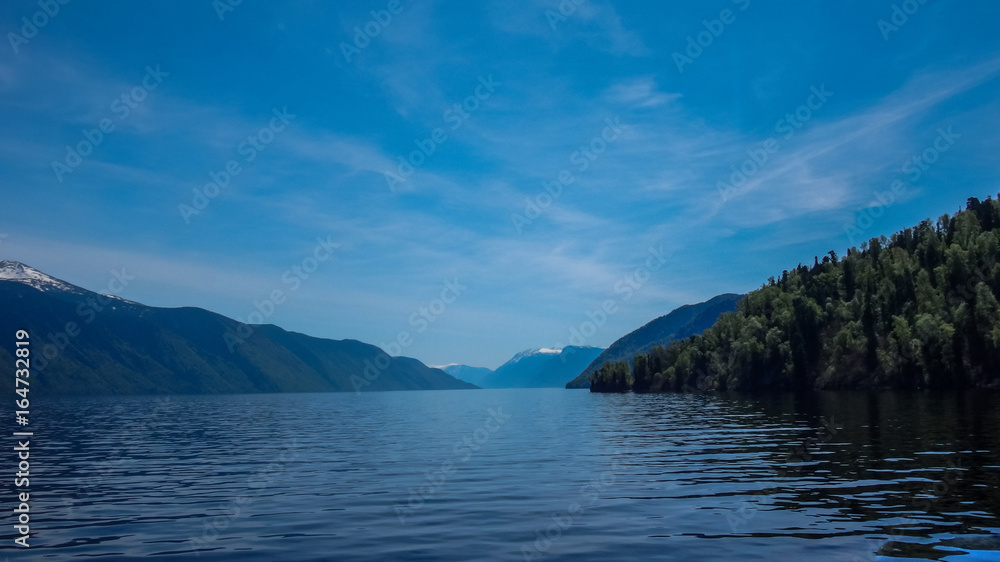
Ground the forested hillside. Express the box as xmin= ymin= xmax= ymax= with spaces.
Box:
xmin=565 ymin=294 xmax=741 ymax=388
xmin=0 ymin=262 xmax=477 ymax=396
xmin=591 ymin=196 xmax=1000 ymax=393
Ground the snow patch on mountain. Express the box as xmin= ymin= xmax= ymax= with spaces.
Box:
xmin=0 ymin=260 xmax=85 ymax=294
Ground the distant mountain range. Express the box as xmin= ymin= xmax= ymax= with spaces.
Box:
xmin=0 ymin=261 xmax=476 ymax=395
xmin=456 ymin=347 xmax=604 ymax=388
xmin=437 ymin=364 xmax=495 ymax=387
xmin=565 ymin=294 xmax=743 ymax=388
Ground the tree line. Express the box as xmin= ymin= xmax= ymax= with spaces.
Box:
xmin=591 ymin=196 xmax=1000 ymax=393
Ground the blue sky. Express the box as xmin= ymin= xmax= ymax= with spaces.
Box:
xmin=1 ymin=0 xmax=999 ymax=369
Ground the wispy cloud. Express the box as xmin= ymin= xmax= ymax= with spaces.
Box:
xmin=489 ymin=0 xmax=646 ymax=56
xmin=2 ymin=2 xmax=999 ymax=367
xmin=603 ymin=77 xmax=680 ymax=108
xmin=709 ymin=56 xmax=1000 ymax=225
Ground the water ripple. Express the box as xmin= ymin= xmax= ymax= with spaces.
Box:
xmin=0 ymin=389 xmax=996 ymax=561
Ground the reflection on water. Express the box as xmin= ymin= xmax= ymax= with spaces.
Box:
xmin=1 ymin=388 xmax=997 ymax=560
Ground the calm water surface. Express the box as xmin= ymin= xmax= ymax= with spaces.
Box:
xmin=2 ymin=389 xmax=999 ymax=561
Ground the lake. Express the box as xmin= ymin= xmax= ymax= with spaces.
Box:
xmin=3 ymin=388 xmax=999 ymax=560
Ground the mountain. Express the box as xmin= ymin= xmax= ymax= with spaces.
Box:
xmin=0 ymin=260 xmax=94 ymax=294
xmin=0 ymin=261 xmax=476 ymax=395
xmin=481 ymin=347 xmax=603 ymax=388
xmin=565 ymin=293 xmax=743 ymax=389
xmin=436 ymin=364 xmax=494 ymax=387
xmin=590 ymin=195 xmax=1000 ymax=393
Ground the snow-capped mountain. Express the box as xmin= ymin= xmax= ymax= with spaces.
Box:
xmin=0 ymin=260 xmax=88 ymax=294
xmin=479 ymin=346 xmax=604 ymax=388
xmin=506 ymin=348 xmax=562 ymax=363
xmin=0 ymin=260 xmax=142 ymax=306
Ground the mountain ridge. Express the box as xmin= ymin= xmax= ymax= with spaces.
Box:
xmin=0 ymin=261 xmax=476 ymax=396
xmin=439 ymin=364 xmax=494 ymax=387
xmin=482 ymin=346 xmax=603 ymax=388
xmin=565 ymin=294 xmax=743 ymax=388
